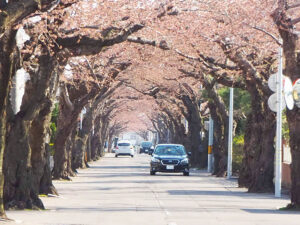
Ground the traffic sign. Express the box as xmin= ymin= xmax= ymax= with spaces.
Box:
xmin=268 ymin=74 xmax=295 ymax=111
xmin=284 ymin=76 xmax=294 ymax=110
xmin=293 ymin=79 xmax=300 ymax=108
xmin=268 ymin=93 xmax=286 ymax=112
xmin=268 ymin=73 xmax=278 ymax=92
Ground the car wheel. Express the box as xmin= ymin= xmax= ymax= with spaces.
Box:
xmin=183 ymin=171 xmax=189 ymax=176
xmin=131 ymin=155 xmax=134 ymax=158
xmin=115 ymin=155 xmax=118 ymax=158
xmin=150 ymin=171 xmax=156 ymax=175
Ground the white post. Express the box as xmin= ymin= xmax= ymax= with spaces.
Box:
xmin=208 ymin=116 xmax=214 ymax=173
xmin=275 ymin=47 xmax=283 ymax=198
xmin=227 ymin=87 xmax=234 ymax=179
xmin=80 ymin=111 xmax=83 ymax=130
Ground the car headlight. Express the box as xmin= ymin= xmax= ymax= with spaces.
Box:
xmin=151 ymin=157 xmax=160 ymax=163
xmin=181 ymin=158 xmax=189 ymax=164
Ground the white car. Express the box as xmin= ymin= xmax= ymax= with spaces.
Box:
xmin=115 ymin=140 xmax=134 ymax=158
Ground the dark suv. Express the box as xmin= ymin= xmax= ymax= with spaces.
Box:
xmin=140 ymin=141 xmax=152 ymax=154
xmin=150 ymin=144 xmax=191 ymax=176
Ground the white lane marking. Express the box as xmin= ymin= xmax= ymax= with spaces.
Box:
xmin=158 ymin=198 xmax=170 ymax=216
xmin=15 ymin=220 xmax=23 ymax=223
xmin=168 ymin=222 xmax=177 ymax=225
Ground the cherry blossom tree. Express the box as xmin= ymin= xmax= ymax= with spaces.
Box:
xmin=272 ymin=0 xmax=300 ymax=208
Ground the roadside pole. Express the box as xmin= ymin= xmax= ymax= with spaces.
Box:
xmin=275 ymin=47 xmax=283 ymax=198
xmin=208 ymin=116 xmax=214 ymax=173
xmin=227 ymin=87 xmax=234 ymax=179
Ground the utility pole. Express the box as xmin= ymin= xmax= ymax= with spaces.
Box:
xmin=208 ymin=116 xmax=214 ymax=173
xmin=275 ymin=46 xmax=283 ymax=198
xmin=227 ymin=88 xmax=234 ymax=179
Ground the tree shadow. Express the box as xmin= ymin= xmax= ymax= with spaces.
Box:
xmin=91 ymin=165 xmax=149 ymax=169
xmin=242 ymin=208 xmax=300 ymax=215
xmin=167 ymin=190 xmax=282 ymax=199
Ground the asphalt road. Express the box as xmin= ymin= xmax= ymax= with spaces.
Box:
xmin=6 ymin=153 xmax=300 ymax=225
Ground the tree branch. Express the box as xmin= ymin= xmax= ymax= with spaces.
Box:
xmin=0 ymin=0 xmax=77 ymax=34
xmin=127 ymin=36 xmax=170 ymax=50
xmin=292 ymin=17 xmax=300 ymax=25
xmin=83 ymin=56 xmax=101 ymax=88
xmin=287 ymin=2 xmax=300 ymax=9
xmin=250 ymin=25 xmax=282 ymax=45
xmin=47 ymin=0 xmax=61 ymax=12
xmin=0 ymin=0 xmax=40 ymax=34
xmin=58 ymin=24 xmax=144 ymax=56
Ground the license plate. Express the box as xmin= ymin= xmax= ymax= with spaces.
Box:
xmin=166 ymin=165 xmax=174 ymax=170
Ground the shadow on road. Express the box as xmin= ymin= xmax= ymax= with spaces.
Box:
xmin=167 ymin=190 xmax=282 ymax=200
xmin=242 ymin=208 xmax=300 ymax=215
xmin=91 ymin=165 xmax=149 ymax=169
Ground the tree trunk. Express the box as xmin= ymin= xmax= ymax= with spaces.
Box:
xmin=187 ymin=119 xmax=202 ymax=167
xmin=239 ymin=107 xmax=275 ymax=192
xmin=30 ymin=102 xmax=58 ymax=196
xmin=208 ymin=102 xmax=228 ymax=177
xmin=53 ymin=84 xmax=97 ymax=179
xmin=4 ymin=117 xmax=44 ymax=209
xmin=91 ymin=134 xmax=99 ymax=160
xmin=4 ymin=51 xmax=60 ymax=208
xmin=86 ymin=135 xmax=92 ymax=162
xmin=39 ymin=143 xmax=58 ymax=195
xmin=72 ymin=134 xmax=86 ymax=170
xmin=0 ymin=28 xmax=16 ymax=219
xmin=72 ymin=106 xmax=94 ymax=169
xmin=271 ymin=5 xmax=300 ymax=206
xmin=202 ymin=77 xmax=229 ymax=177
xmin=53 ymin=121 xmax=76 ymax=180
xmin=237 ymin=74 xmax=275 ymax=192
xmin=0 ymin=111 xmax=6 ymax=217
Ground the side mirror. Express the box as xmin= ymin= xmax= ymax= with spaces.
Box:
xmin=188 ymin=152 xmax=192 ymax=157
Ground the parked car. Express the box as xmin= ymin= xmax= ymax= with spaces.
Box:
xmin=140 ymin=141 xmax=153 ymax=154
xmin=150 ymin=144 xmax=191 ymax=176
xmin=115 ymin=140 xmax=135 ymax=158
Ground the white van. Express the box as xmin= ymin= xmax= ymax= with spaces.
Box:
xmin=115 ymin=140 xmax=134 ymax=158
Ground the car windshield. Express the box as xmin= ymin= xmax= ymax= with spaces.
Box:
xmin=154 ymin=145 xmax=186 ymax=156
xmin=118 ymin=143 xmax=130 ymax=146
xmin=141 ymin=142 xmax=152 ymax=147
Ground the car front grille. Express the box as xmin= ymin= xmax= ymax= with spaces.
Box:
xmin=161 ymin=159 xmax=179 ymax=165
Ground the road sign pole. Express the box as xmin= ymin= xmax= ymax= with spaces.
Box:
xmin=208 ymin=116 xmax=214 ymax=173
xmin=227 ymin=87 xmax=234 ymax=179
xmin=275 ymin=47 xmax=283 ymax=197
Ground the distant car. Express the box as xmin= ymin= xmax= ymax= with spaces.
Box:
xmin=140 ymin=141 xmax=153 ymax=154
xmin=115 ymin=140 xmax=134 ymax=158
xmin=150 ymin=144 xmax=191 ymax=176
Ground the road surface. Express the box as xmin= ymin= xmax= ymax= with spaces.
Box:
xmin=6 ymin=153 xmax=300 ymax=225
